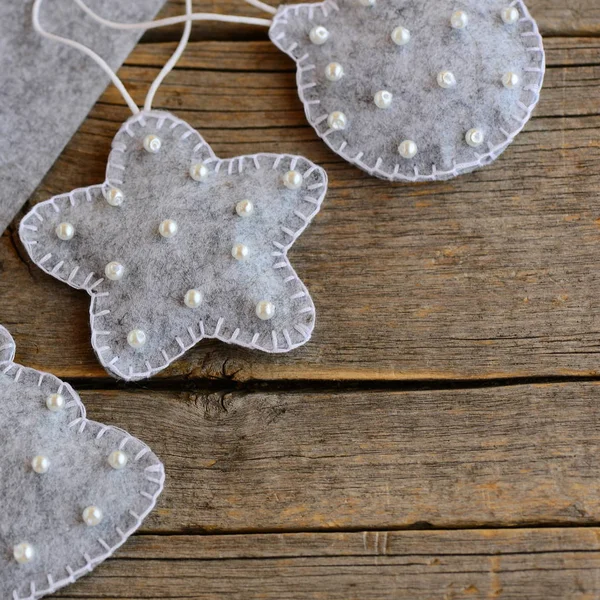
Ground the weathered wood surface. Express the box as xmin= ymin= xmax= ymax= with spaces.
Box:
xmin=67 ymin=383 xmax=600 ymax=532
xmin=3 ymin=1 xmax=600 ymax=597
xmin=148 ymin=0 xmax=600 ymax=38
xmin=53 ymin=528 xmax=600 ymax=599
xmin=3 ymin=39 xmax=600 ymax=381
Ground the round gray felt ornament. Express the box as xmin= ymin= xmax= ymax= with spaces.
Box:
xmin=0 ymin=325 xmax=164 ymax=599
xmin=268 ymin=0 xmax=545 ymax=181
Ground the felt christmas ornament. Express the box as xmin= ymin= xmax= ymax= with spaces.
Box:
xmin=0 ymin=325 xmax=165 ymax=599
xmin=268 ymin=0 xmax=545 ymax=181
xmin=20 ymin=0 xmax=327 ymax=381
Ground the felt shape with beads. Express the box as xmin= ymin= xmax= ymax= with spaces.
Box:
xmin=0 ymin=324 xmax=164 ymax=599
xmin=19 ymin=110 xmax=327 ymax=381
xmin=269 ymin=0 xmax=545 ymax=181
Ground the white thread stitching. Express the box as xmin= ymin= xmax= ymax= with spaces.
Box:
xmin=1 ymin=332 xmax=165 ymax=599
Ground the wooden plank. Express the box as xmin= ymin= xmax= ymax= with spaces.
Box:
xmin=147 ymin=0 xmax=600 ymax=39
xmin=54 ymin=383 xmax=600 ymax=533
xmin=130 ymin=37 xmax=600 ymax=71
xmin=53 ymin=528 xmax=600 ymax=598
xmin=3 ymin=41 xmax=600 ymax=381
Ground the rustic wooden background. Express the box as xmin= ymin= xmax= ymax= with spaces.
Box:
xmin=2 ymin=0 xmax=600 ymax=597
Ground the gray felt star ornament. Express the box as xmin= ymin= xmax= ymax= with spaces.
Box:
xmin=269 ymin=0 xmax=545 ymax=181
xmin=20 ymin=110 xmax=327 ymax=381
xmin=0 ymin=324 xmax=164 ymax=599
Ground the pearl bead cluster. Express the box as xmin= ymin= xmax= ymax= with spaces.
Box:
xmin=309 ymin=4 xmax=522 ymax=158
xmin=12 ymin=397 xmax=132 ymax=564
xmin=54 ymin=142 xmax=297 ymax=351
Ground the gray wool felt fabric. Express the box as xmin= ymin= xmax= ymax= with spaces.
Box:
xmin=0 ymin=0 xmax=166 ymax=233
xmin=269 ymin=0 xmax=545 ymax=182
xmin=19 ymin=110 xmax=327 ymax=381
xmin=0 ymin=325 xmax=165 ymax=600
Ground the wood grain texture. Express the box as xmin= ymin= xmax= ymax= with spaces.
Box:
xmin=58 ymin=383 xmax=600 ymax=533
xmin=145 ymin=0 xmax=600 ymax=40
xmin=3 ymin=0 xmax=600 ymax=598
xmin=3 ymin=40 xmax=600 ymax=381
xmin=53 ymin=528 xmax=600 ymax=599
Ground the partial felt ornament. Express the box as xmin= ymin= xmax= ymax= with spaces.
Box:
xmin=269 ymin=0 xmax=545 ymax=181
xmin=20 ymin=110 xmax=327 ymax=381
xmin=0 ymin=324 xmax=164 ymax=599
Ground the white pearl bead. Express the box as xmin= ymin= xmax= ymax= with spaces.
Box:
xmin=282 ymin=170 xmax=303 ymax=190
xmin=235 ymin=200 xmax=253 ymax=217
xmin=46 ymin=393 xmax=65 ymax=412
xmin=104 ymin=187 xmax=124 ymax=207
xmin=502 ymin=71 xmax=520 ymax=89
xmin=328 ymin=111 xmax=348 ymax=131
xmin=13 ymin=543 xmax=34 ymax=564
xmin=391 ymin=26 xmax=411 ymax=46
xmin=184 ymin=289 xmax=203 ymax=308
xmin=190 ymin=162 xmax=209 ymax=182
xmin=108 ymin=450 xmax=128 ymax=470
xmin=358 ymin=0 xmax=375 ymax=5
xmin=105 ymin=261 xmax=125 ymax=281
xmin=232 ymin=243 xmax=249 ymax=260
xmin=159 ymin=219 xmax=178 ymax=238
xmin=374 ymin=90 xmax=393 ymax=109
xmin=450 ymin=10 xmax=469 ymax=29
xmin=501 ymin=6 xmax=519 ymax=24
xmin=55 ymin=222 xmax=75 ymax=241
xmin=256 ymin=300 xmax=275 ymax=321
xmin=31 ymin=455 xmax=50 ymax=474
xmin=127 ymin=329 xmax=147 ymax=349
xmin=398 ymin=140 xmax=418 ymax=159
xmin=325 ymin=62 xmax=344 ymax=82
xmin=143 ymin=134 xmax=161 ymax=154
xmin=437 ymin=71 xmax=457 ymax=89
xmin=309 ymin=26 xmax=329 ymax=45
xmin=465 ymin=128 xmax=485 ymax=147
xmin=82 ymin=506 xmax=103 ymax=527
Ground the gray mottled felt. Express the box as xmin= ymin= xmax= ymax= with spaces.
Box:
xmin=19 ymin=110 xmax=327 ymax=381
xmin=0 ymin=0 xmax=166 ymax=233
xmin=0 ymin=325 xmax=165 ymax=600
xmin=269 ymin=0 xmax=545 ymax=182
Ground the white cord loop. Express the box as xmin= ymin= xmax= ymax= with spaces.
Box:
xmin=144 ymin=0 xmax=193 ymax=111
xmin=243 ymin=0 xmax=278 ymax=14
xmin=70 ymin=0 xmax=273 ymax=30
xmin=32 ymin=0 xmax=274 ymax=115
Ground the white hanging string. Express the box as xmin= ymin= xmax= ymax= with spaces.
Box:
xmin=145 ymin=0 xmax=192 ymax=111
xmin=69 ymin=0 xmax=273 ymax=30
xmin=32 ymin=0 xmax=273 ymax=115
xmin=243 ymin=0 xmax=278 ymax=15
